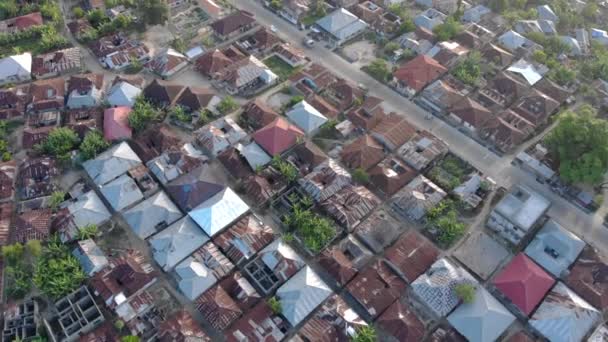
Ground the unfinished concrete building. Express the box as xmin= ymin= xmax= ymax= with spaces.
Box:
xmin=2 ymin=300 xmax=39 ymax=342
xmin=51 ymin=286 xmax=105 ymax=342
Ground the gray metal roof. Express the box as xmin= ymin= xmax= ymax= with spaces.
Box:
xmin=149 ymin=216 xmax=209 ymax=271
xmin=83 ymin=142 xmax=142 ymax=186
xmin=493 ymin=185 xmax=550 ymax=231
xmin=277 ymin=266 xmax=333 ymax=326
xmin=123 ymin=191 xmax=183 ymax=239
xmin=99 ymin=174 xmax=144 ymax=211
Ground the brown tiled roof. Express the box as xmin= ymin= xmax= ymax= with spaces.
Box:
xmin=218 ymin=271 xmax=261 ymax=310
xmin=291 ymin=140 xmax=327 ymax=171
xmin=242 ymin=99 xmax=279 ymax=131
xmin=327 ymin=78 xmax=365 ymax=111
xmin=0 ymin=160 xmax=16 ymax=201
xmin=299 ymin=294 xmax=367 ymax=341
xmin=175 ymin=86 xmax=216 ymax=111
xmin=321 ymin=185 xmax=380 ymax=230
xmin=158 ymin=310 xmax=209 ymax=342
xmin=377 ymin=301 xmax=425 ymax=342
xmin=196 ymin=49 xmax=234 ymax=77
xmin=29 ymin=77 xmax=65 ymax=111
xmin=218 ymin=147 xmax=254 ymax=180
xmin=346 ymin=259 xmax=407 ymax=318
xmin=195 ymin=284 xmax=242 ymax=331
xmin=511 ymin=88 xmax=559 ymax=126
xmin=0 ymin=85 xmax=29 ymax=119
xmin=369 ymin=157 xmax=417 ymax=196
xmin=247 ymin=27 xmax=281 ymax=51
xmin=18 ymin=157 xmax=59 ymax=200
xmin=449 ymin=97 xmax=492 ymax=129
xmin=483 ymin=110 xmax=534 ymax=152
xmin=427 ymin=325 xmax=467 ymax=342
xmin=143 ymin=79 xmax=185 ymax=106
xmin=90 ymin=250 xmax=157 ymax=305
xmin=371 ymin=113 xmax=417 ymax=150
xmin=13 ymin=208 xmax=52 ymax=243
xmin=393 ymin=55 xmax=447 ymax=93
xmin=22 ymin=126 xmax=52 ymax=149
xmin=0 ymin=203 xmax=13 ymax=246
xmin=131 ymin=124 xmax=181 ymax=162
xmin=482 ymin=44 xmax=514 ymax=67
xmin=308 ymin=94 xmax=339 ymax=120
xmin=347 ymin=96 xmax=386 ymax=131
xmin=224 ymin=301 xmax=288 ymax=342
xmin=111 ymin=75 xmax=145 ymax=88
xmin=534 ymin=78 xmax=571 ymax=104
xmin=477 ymin=72 xmax=528 ymax=108
xmin=65 ymin=107 xmax=104 ymax=139
xmin=67 ymin=73 xmax=103 ymax=94
xmin=566 ymin=246 xmax=608 ymax=310
xmin=384 ymin=231 xmax=439 ymax=282
xmin=210 ymin=10 xmax=256 ymax=36
xmin=214 ymin=214 xmax=274 ymax=265
xmin=317 ymin=235 xmax=372 ymax=286
xmin=340 ymin=134 xmax=384 ymax=170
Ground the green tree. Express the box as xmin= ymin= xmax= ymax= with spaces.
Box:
xmin=217 ymin=96 xmax=238 ymax=114
xmin=433 ymin=17 xmax=462 ymax=41
xmin=77 ymin=224 xmax=99 ymax=240
xmin=114 ymin=319 xmax=125 ymax=331
xmin=451 ymin=51 xmax=481 ymax=86
xmin=87 ymin=8 xmax=109 ymax=28
xmin=397 ymin=17 xmax=416 ymax=34
xmin=367 ymin=59 xmax=390 ymax=82
xmin=25 ymin=240 xmax=42 ymax=258
xmin=0 ymin=0 xmax=19 ymax=20
xmin=49 ymin=191 xmax=66 ymax=211
xmin=113 ymin=14 xmax=132 ymax=29
xmin=42 ymin=127 xmax=80 ymax=159
xmin=267 ymin=296 xmax=282 ymax=315
xmin=129 ymin=97 xmax=159 ymax=132
xmin=5 ymin=265 xmax=32 ymax=299
xmin=454 ymin=283 xmax=476 ymax=303
xmin=271 ymin=156 xmax=298 ymax=182
xmin=352 ymin=168 xmax=369 ymax=184
xmin=33 ymin=240 xmax=87 ymax=299
xmin=138 ymin=0 xmax=169 ymax=26
xmin=282 ymin=202 xmax=335 ymax=254
xmin=80 ymin=130 xmax=109 ymax=160
xmin=73 ymin=7 xmax=85 ymax=18
xmin=352 ymin=325 xmax=377 ymax=342
xmin=40 ymin=1 xmax=61 ymax=22
xmin=582 ymin=2 xmax=598 ymax=20
xmin=172 ymin=105 xmax=191 ymax=123
xmin=549 ymin=65 xmax=576 ymax=86
xmin=532 ymin=50 xmax=547 ymax=64
xmin=384 ymin=41 xmax=400 ymax=55
xmin=546 ymin=105 xmax=608 ymax=184
xmin=171 ymin=37 xmax=187 ymax=53
xmin=2 ymin=243 xmax=24 ymax=265
xmin=121 ymin=336 xmax=140 ymax=342
xmin=269 ymin=0 xmax=282 ymax=10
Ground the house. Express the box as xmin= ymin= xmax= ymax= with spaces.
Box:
xmin=566 ymin=246 xmax=608 ymax=310
xmin=341 ymin=134 xmax=384 ymax=170
xmin=525 ymin=220 xmax=585 ymax=278
xmin=0 ymin=203 xmax=11 ymax=247
xmin=447 ymin=97 xmax=492 ymax=133
xmin=0 ymin=85 xmax=29 ymax=119
xmin=530 ymin=282 xmax=601 ymax=342
xmin=66 ymin=73 xmax=104 ymax=109
xmin=507 ymin=59 xmax=546 ymax=86
xmin=0 ymin=160 xmax=16 ymax=202
xmin=315 ymin=8 xmax=368 ymax=47
xmin=384 ymin=230 xmax=439 ymax=282
xmin=149 ymin=217 xmax=209 ymax=271
xmin=426 ymin=41 xmax=469 ymax=68
xmin=214 ymin=55 xmax=278 ymax=95
xmin=196 ymin=118 xmax=247 ymax=156
xmin=123 ymin=191 xmax=182 ymax=239
xmin=286 ymin=100 xmax=328 ymax=136
xmin=28 ymin=77 xmax=65 ymax=113
xmin=277 ymin=0 xmax=311 ymax=24
xmin=241 ymin=99 xmax=279 ymax=131
xmin=103 ymin=106 xmax=132 ymax=141
xmin=0 ymin=12 xmax=43 ymax=33
xmin=146 ymin=148 xmax=206 ymax=185
xmin=390 ymin=175 xmax=447 ymax=221
xmin=324 ymin=78 xmax=365 ymax=112
xmin=101 ymin=42 xmax=151 ymax=71
xmin=412 ymin=258 xmax=477 ymax=317
xmin=318 ymin=235 xmax=372 ymax=286
xmin=513 ymin=151 xmax=555 ymax=183
xmin=131 ymin=124 xmax=182 ymax=163
xmin=277 ymin=266 xmax=333 ymax=326
xmin=482 ymin=44 xmax=514 ymax=68
xmin=354 ymin=208 xmax=403 ymax=253
xmin=254 ymin=117 xmax=304 ymax=156
xmin=588 ymin=325 xmax=608 ymax=342
xmin=270 ymin=43 xmax=308 ymax=67
xmin=476 ymin=72 xmax=529 ymax=110
xmin=299 ymin=294 xmax=367 ymax=341
xmin=482 ymin=110 xmax=535 ymax=152
xmin=21 ymin=126 xmax=51 ymax=149
xmin=213 ymin=214 xmax=274 ymax=265
xmin=285 ymin=140 xmax=327 ymax=175
xmin=67 ymin=19 xmax=93 ymax=39
xmin=106 ymin=76 xmax=143 ymax=107
xmin=195 ymin=283 xmax=242 ymax=331
xmin=174 ymin=86 xmax=221 ymax=114
xmin=321 ymin=185 xmax=380 ymax=230
xmin=289 ymin=63 xmax=337 ymax=97
xmin=225 ymin=301 xmax=288 ymax=342
xmin=498 ymin=30 xmax=535 ymax=52
xmin=17 ymin=157 xmax=59 ymax=200
xmin=393 ymin=55 xmax=448 ymax=97
xmin=165 ymin=165 xmax=224 ymax=212
xmin=50 ymin=286 xmax=105 ymax=342
xmin=414 ymin=8 xmax=447 ymax=31
xmin=377 ymin=300 xmax=426 ymax=342
xmin=493 ymin=253 xmax=555 ymax=316
xmin=31 ymin=47 xmax=82 ymax=79
xmin=487 ymin=185 xmax=550 ymax=245
xmin=2 ymin=300 xmax=40 ymax=342
xmin=453 ymin=231 xmax=510 ymax=280
xmin=65 ymin=108 xmax=104 ymax=139
xmin=158 ymin=310 xmax=210 ymax=341
xmin=210 ymin=11 xmax=256 ymax=40
xmin=99 ymin=174 xmax=144 ymax=211
xmin=180 ymin=179 xmax=244 ymax=232
xmin=511 ymin=89 xmax=559 ymax=127
xmin=514 ymin=19 xmax=557 ymax=36
xmin=538 ymin=4 xmax=558 ymax=22
xmin=371 ymin=113 xmax=417 ymax=151
xmin=299 ymin=159 xmax=352 ymax=202
xmin=0 ymin=53 xmax=31 ymax=85
xmin=57 ymin=190 xmax=111 ymax=242
xmin=146 ymin=48 xmax=188 ymax=79
xmin=561 ymin=36 xmax=583 ymax=56
xmin=195 ymin=49 xmax=238 ymax=78
xmin=347 ymin=260 xmax=407 ymax=318
xmin=72 ymin=239 xmax=109 ymax=276
xmin=397 ymin=131 xmax=448 ymax=171
xmin=447 ymin=286 xmax=515 ymax=342
xmin=416 ymin=0 xmax=458 ymax=14
xmin=244 ymin=238 xmax=305 ymax=293
xmin=242 ymin=171 xmax=285 ymax=204
xmin=237 ymin=27 xmax=281 ymax=56
xmin=13 ymin=208 xmax=53 ymax=243
xmin=347 ymin=96 xmax=386 ymax=130
xmin=534 ymin=77 xmax=572 ymax=105
xmin=462 ymin=4 xmax=491 ymax=23
xmin=143 ymin=79 xmax=185 ymax=107
xmin=418 ymin=80 xmax=464 ymax=115
xmin=83 ymin=142 xmax=142 ymax=186
xmin=369 ymin=157 xmax=418 ymax=197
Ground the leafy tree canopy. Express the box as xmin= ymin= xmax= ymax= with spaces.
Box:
xmin=42 ymin=127 xmax=80 ymax=159
xmin=433 ymin=17 xmax=463 ymax=41
xmin=80 ymin=130 xmax=110 ymax=160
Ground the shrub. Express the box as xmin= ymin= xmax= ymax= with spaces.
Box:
xmin=42 ymin=127 xmax=80 ymax=159
xmin=128 ymin=97 xmax=159 ymax=132
xmin=80 ymin=130 xmax=109 ymax=160
xmin=77 ymin=224 xmax=99 ymax=240
xmin=33 ymin=236 xmax=86 ymax=299
xmin=217 ymin=96 xmax=238 ymax=114
xmin=454 ymin=283 xmax=476 ymax=303
xmin=282 ymin=203 xmax=335 ymax=254
xmin=267 ymin=296 xmax=282 ymax=315
xmin=352 ymin=168 xmax=369 ymax=184
xmin=353 ymin=326 xmax=377 ymax=342
xmin=49 ymin=191 xmax=66 ymax=211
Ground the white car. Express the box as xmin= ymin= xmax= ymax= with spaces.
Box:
xmin=270 ymin=25 xmax=277 ymax=32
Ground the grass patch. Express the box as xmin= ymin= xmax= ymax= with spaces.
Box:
xmin=263 ymin=55 xmax=296 ymax=80
xmin=301 ymin=14 xmax=323 ymax=26
xmin=425 ymin=199 xmax=466 ymax=248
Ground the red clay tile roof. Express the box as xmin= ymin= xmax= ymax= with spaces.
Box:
xmin=449 ymin=97 xmax=492 ymax=129
xmin=217 ymin=147 xmax=254 ymax=180
xmin=14 ymin=12 xmax=43 ymax=30
xmin=210 ymin=11 xmax=256 ymax=36
xmin=0 ymin=160 xmax=16 ymax=201
xmin=393 ymin=55 xmax=448 ymax=93
xmin=213 ymin=214 xmax=274 ymax=265
xmin=242 ymin=99 xmax=279 ymax=131
xmin=347 ymin=97 xmax=386 ymax=131
xmin=346 ymin=259 xmax=407 ymax=318
xmin=253 ymin=117 xmax=304 ymax=156
xmin=196 ymin=49 xmax=234 ymax=77
xmin=29 ymin=77 xmax=65 ymax=111
xmin=377 ymin=300 xmax=425 ymax=342
xmin=308 ymin=94 xmax=339 ymax=120
xmin=13 ymin=208 xmax=52 ymax=243
xmin=158 ymin=310 xmax=210 ymax=342
xmin=340 ymin=134 xmax=384 ymax=170
xmin=195 ymin=284 xmax=243 ymax=331
xmin=493 ymin=253 xmax=555 ymax=316
xmin=103 ymin=106 xmax=132 ymax=141
xmin=369 ymin=157 xmax=417 ymax=196
xmin=371 ymin=113 xmax=417 ymax=150
xmin=224 ymin=301 xmax=288 ymax=342
xmin=384 ymin=230 xmax=439 ymax=282
xmin=566 ymin=246 xmax=608 ymax=310
xmin=0 ymin=203 xmax=13 ymax=246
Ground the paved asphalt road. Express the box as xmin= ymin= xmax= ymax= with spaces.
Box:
xmin=232 ymin=0 xmax=608 ymax=254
